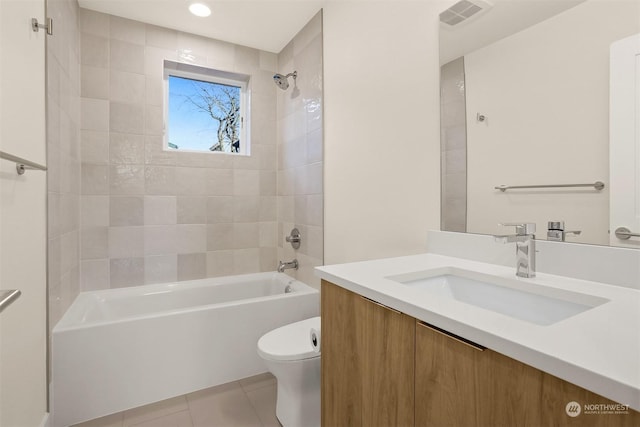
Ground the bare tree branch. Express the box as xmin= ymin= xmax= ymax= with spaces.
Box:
xmin=180 ymin=80 xmax=241 ymax=152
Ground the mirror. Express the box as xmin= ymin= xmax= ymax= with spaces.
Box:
xmin=439 ymin=0 xmax=640 ymax=247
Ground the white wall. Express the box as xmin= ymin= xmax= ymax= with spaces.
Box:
xmin=0 ymin=1 xmax=48 ymax=426
xmin=464 ymin=0 xmax=640 ymax=245
xmin=322 ymin=1 xmax=442 ymax=265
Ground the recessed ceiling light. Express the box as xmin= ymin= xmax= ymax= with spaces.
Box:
xmin=189 ymin=2 xmax=211 ymax=17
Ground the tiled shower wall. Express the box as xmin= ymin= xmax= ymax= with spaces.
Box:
xmin=277 ymin=12 xmax=323 ymax=289
xmin=440 ymin=57 xmax=467 ymax=233
xmin=78 ymin=10 xmax=280 ymax=289
xmin=47 ymin=0 xmax=81 ymax=327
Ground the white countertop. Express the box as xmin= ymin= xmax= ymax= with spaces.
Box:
xmin=315 ymin=253 xmax=640 ymax=411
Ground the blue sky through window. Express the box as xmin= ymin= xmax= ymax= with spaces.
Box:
xmin=167 ymin=75 xmax=241 ymax=152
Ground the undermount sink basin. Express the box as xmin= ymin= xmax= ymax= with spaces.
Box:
xmin=387 ymin=268 xmax=609 ymax=326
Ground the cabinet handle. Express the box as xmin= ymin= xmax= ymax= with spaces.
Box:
xmin=417 ymin=321 xmax=485 ymax=351
xmin=361 ymin=296 xmax=401 ymax=314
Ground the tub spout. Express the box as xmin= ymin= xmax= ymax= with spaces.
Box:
xmin=278 ymin=259 xmax=298 ymax=273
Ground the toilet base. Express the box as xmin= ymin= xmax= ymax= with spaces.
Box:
xmin=267 ymin=356 xmax=320 ymax=427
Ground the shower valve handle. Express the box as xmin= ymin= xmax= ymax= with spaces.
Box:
xmin=286 ymin=228 xmax=301 ymax=249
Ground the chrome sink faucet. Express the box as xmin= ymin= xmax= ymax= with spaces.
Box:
xmin=494 ymin=222 xmax=536 ymax=278
xmin=278 ymin=259 xmax=298 ymax=273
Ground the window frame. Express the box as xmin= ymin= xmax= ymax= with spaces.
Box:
xmin=163 ymin=60 xmax=250 ymax=155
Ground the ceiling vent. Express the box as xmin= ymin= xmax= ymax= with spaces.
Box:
xmin=440 ymin=0 xmax=493 ymax=27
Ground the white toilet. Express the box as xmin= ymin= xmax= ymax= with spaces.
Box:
xmin=257 ymin=316 xmax=321 ymax=427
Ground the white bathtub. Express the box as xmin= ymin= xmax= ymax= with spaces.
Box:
xmin=51 ymin=272 xmax=319 ymax=427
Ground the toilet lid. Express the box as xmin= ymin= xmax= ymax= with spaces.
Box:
xmin=257 ymin=317 xmax=321 ymax=361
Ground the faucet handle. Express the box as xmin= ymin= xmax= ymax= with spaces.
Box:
xmin=499 ymin=222 xmax=536 ymax=235
xmin=547 ymin=221 xmax=565 ymax=231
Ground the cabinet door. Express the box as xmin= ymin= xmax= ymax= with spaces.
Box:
xmin=540 ymin=372 xmax=640 ymax=427
xmin=321 ymin=281 xmax=414 ymax=427
xmin=415 ymin=321 xmax=482 ymax=427
xmin=321 ymin=280 xmax=362 ymax=426
xmin=475 ymin=347 xmax=545 ymax=426
xmin=360 ymin=295 xmax=415 ymax=427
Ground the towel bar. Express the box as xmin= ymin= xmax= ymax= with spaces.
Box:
xmin=0 ymin=150 xmax=47 ymax=175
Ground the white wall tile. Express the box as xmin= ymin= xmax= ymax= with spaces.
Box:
xmin=146 ymin=24 xmax=178 ymax=50
xmin=207 ymin=223 xmax=233 ymax=251
xmin=81 ymin=34 xmax=109 ymax=67
xmin=145 ymin=77 xmax=163 ymax=106
xmin=81 ymin=65 xmax=109 ymax=99
xmin=259 ymin=51 xmax=277 ymax=72
xmin=259 ymin=247 xmax=277 ymax=272
xmin=110 ymin=257 xmax=144 ymax=287
xmin=81 ymin=195 xmax=110 ymax=228
xmin=306 ymin=129 xmax=322 ymax=164
xmin=144 ymin=196 xmax=177 ymax=225
xmin=233 ymin=197 xmax=259 ymax=222
xmin=233 ymin=169 xmax=260 ymax=196
xmin=307 ymin=195 xmax=323 ymax=227
xmin=110 ymin=16 xmax=146 ymax=45
xmin=81 ymin=130 xmax=109 ymax=164
xmin=109 ymin=164 xmax=145 ymax=195
xmin=80 ymin=259 xmax=110 ymax=291
xmin=81 ymin=98 xmax=109 ymax=131
xmin=110 ymin=196 xmax=144 ymax=226
xmin=259 ymin=196 xmax=277 ymax=222
xmin=144 ymin=105 xmax=163 ymax=136
xmin=177 ymin=196 xmax=207 ymax=224
xmin=81 ymin=163 xmax=109 ymax=195
xmin=109 ymin=102 xmax=144 ymax=134
xmin=233 ymin=248 xmax=260 ymax=274
xmin=144 ymin=225 xmax=177 ymax=256
xmin=206 ymin=169 xmax=233 ymax=196
xmin=234 ymin=223 xmax=259 ymax=249
xmin=259 ymin=222 xmax=277 ymax=248
xmin=206 ymin=250 xmax=234 ymax=277
xmin=144 ymin=254 xmax=177 ymax=284
xmin=80 ymin=9 xmax=110 ymax=38
xmin=207 ymin=196 xmax=233 ymax=223
xmin=259 ymin=170 xmax=276 ymax=196
xmin=307 ymin=162 xmax=323 ymax=195
xmin=234 ymin=46 xmax=260 ymax=74
xmin=109 ymin=226 xmax=144 ymax=258
xmin=110 ymin=132 xmax=145 ymax=165
xmin=145 ymin=165 xmax=177 ymax=195
xmin=144 ymin=46 xmax=176 ymax=79
xmin=81 ymin=226 xmax=108 ymax=259
xmin=177 ymin=253 xmax=206 ymax=281
xmin=293 ymin=12 xmax=322 ymax=56
xmin=109 ymin=70 xmax=145 ymax=104
xmin=176 ymin=224 xmax=207 ymax=254
xmin=175 ymin=167 xmax=207 ymax=196
xmin=110 ymin=39 xmax=145 ymax=74
xmin=206 ymin=40 xmax=235 ymax=71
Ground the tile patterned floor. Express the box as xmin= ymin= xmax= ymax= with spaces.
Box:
xmin=73 ymin=373 xmax=280 ymax=427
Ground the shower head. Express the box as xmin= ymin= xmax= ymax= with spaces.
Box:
xmin=273 ymin=71 xmax=297 ymax=90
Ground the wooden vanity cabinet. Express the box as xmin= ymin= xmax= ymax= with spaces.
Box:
xmin=322 ymin=280 xmax=640 ymax=427
xmin=416 ymin=320 xmax=547 ymax=426
xmin=321 ymin=280 xmax=415 ymax=427
xmin=415 ymin=321 xmax=481 ymax=427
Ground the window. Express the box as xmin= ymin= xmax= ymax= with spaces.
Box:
xmin=164 ymin=60 xmax=250 ymax=154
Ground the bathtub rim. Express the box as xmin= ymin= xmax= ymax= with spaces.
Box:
xmin=54 ymin=271 xmax=318 ymax=333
